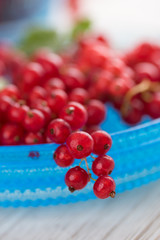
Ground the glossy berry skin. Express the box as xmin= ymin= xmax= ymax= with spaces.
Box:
xmin=69 ymin=88 xmax=89 ymax=105
xmin=122 ymin=99 xmax=144 ymax=125
xmin=33 ymin=101 xmax=52 ymax=125
xmin=91 ymin=130 xmax=112 ymax=155
xmin=47 ymin=89 xmax=68 ymax=115
xmin=86 ymin=100 xmax=106 ymax=126
xmin=23 ymin=109 xmax=45 ymax=132
xmin=93 ymin=176 xmax=116 ymax=199
xmin=54 ymin=144 xmax=74 ymax=167
xmin=44 ymin=78 xmax=66 ymax=92
xmin=83 ymin=125 xmax=100 ymax=135
xmin=62 ymin=67 xmax=85 ymax=90
xmin=29 ymin=86 xmax=47 ymax=104
xmin=47 ymin=118 xmax=71 ymax=144
xmin=146 ymin=93 xmax=160 ymax=119
xmin=65 ymin=166 xmax=89 ymax=192
xmin=21 ymin=62 xmax=44 ymax=92
xmin=66 ymin=131 xmax=93 ymax=159
xmin=135 ymin=62 xmax=160 ymax=82
xmin=0 ymin=96 xmax=13 ymax=115
xmin=59 ymin=101 xmax=87 ymax=130
xmin=0 ymin=124 xmax=24 ymax=145
xmin=35 ymin=52 xmax=63 ymax=79
xmin=92 ymin=155 xmax=115 ymax=176
xmin=0 ymin=84 xmax=20 ymax=100
xmin=7 ymin=103 xmax=29 ymax=124
xmin=24 ymin=132 xmax=44 ymax=145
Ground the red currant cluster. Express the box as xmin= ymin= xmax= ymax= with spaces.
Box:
xmin=1 ymin=36 xmax=159 ymax=198
xmin=0 ymin=42 xmax=115 ymax=199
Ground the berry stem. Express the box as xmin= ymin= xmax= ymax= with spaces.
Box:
xmin=90 ymin=155 xmax=96 ymax=160
xmin=121 ymin=79 xmax=160 ymax=116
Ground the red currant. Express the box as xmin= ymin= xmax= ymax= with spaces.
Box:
xmin=92 ymin=155 xmax=115 ymax=176
xmin=54 ymin=144 xmax=74 ymax=167
xmin=65 ymin=166 xmax=89 ymax=192
xmin=91 ymin=130 xmax=112 ymax=155
xmin=66 ymin=131 xmax=93 ymax=159
xmin=47 ymin=89 xmax=68 ymax=115
xmin=146 ymin=93 xmax=160 ymax=119
xmin=7 ymin=103 xmax=29 ymax=124
xmin=23 ymin=109 xmax=45 ymax=132
xmin=44 ymin=78 xmax=66 ymax=92
xmin=0 ymin=123 xmax=24 ymax=145
xmin=0 ymin=84 xmax=20 ymax=100
xmin=47 ymin=118 xmax=71 ymax=144
xmin=86 ymin=100 xmax=106 ymax=126
xmin=62 ymin=67 xmax=85 ymax=90
xmin=24 ymin=132 xmax=44 ymax=145
xmin=59 ymin=101 xmax=87 ymax=130
xmin=93 ymin=176 xmax=116 ymax=199
xmin=69 ymin=88 xmax=89 ymax=104
xmin=29 ymin=86 xmax=47 ymax=104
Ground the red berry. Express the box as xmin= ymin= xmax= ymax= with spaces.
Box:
xmin=21 ymin=62 xmax=44 ymax=92
xmin=23 ymin=109 xmax=45 ymax=132
xmin=35 ymin=52 xmax=63 ymax=79
xmin=0 ymin=96 xmax=13 ymax=114
xmin=91 ymin=130 xmax=112 ymax=155
xmin=59 ymin=101 xmax=87 ymax=130
xmin=47 ymin=118 xmax=71 ymax=144
xmin=93 ymin=176 xmax=116 ymax=199
xmin=54 ymin=144 xmax=74 ymax=167
xmin=92 ymin=155 xmax=115 ymax=176
xmin=8 ymin=103 xmax=29 ymax=124
xmin=122 ymin=99 xmax=144 ymax=125
xmin=47 ymin=89 xmax=68 ymax=115
xmin=83 ymin=125 xmax=101 ymax=135
xmin=33 ymin=101 xmax=52 ymax=125
xmin=44 ymin=78 xmax=65 ymax=92
xmin=0 ymin=84 xmax=20 ymax=100
xmin=24 ymin=132 xmax=44 ymax=145
xmin=66 ymin=131 xmax=93 ymax=159
xmin=135 ymin=62 xmax=160 ymax=82
xmin=65 ymin=166 xmax=89 ymax=192
xmin=69 ymin=88 xmax=89 ymax=104
xmin=146 ymin=93 xmax=160 ymax=119
xmin=62 ymin=67 xmax=85 ymax=90
xmin=0 ymin=123 xmax=24 ymax=145
xmin=86 ymin=100 xmax=106 ymax=126
xmin=29 ymin=86 xmax=47 ymax=104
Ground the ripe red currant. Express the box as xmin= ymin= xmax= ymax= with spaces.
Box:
xmin=54 ymin=144 xmax=74 ymax=167
xmin=47 ymin=89 xmax=68 ymax=115
xmin=93 ymin=176 xmax=116 ymax=199
xmin=65 ymin=166 xmax=89 ymax=192
xmin=59 ymin=101 xmax=87 ymax=130
xmin=91 ymin=130 xmax=112 ymax=155
xmin=0 ymin=123 xmax=24 ymax=145
xmin=66 ymin=131 xmax=93 ymax=159
xmin=47 ymin=118 xmax=71 ymax=144
xmin=8 ymin=103 xmax=29 ymax=124
xmin=0 ymin=84 xmax=20 ymax=100
xmin=86 ymin=99 xmax=106 ymax=126
xmin=69 ymin=88 xmax=89 ymax=105
xmin=35 ymin=52 xmax=63 ymax=79
xmin=29 ymin=86 xmax=47 ymax=104
xmin=62 ymin=67 xmax=85 ymax=90
xmin=146 ymin=93 xmax=160 ymax=119
xmin=23 ymin=109 xmax=45 ymax=132
xmin=92 ymin=155 xmax=115 ymax=176
xmin=24 ymin=132 xmax=44 ymax=145
xmin=44 ymin=78 xmax=66 ymax=92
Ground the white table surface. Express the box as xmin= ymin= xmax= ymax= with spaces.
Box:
xmin=0 ymin=179 xmax=160 ymax=240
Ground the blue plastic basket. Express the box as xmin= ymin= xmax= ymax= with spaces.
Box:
xmin=0 ymin=105 xmax=160 ymax=207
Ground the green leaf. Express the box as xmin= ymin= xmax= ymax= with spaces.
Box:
xmin=71 ymin=19 xmax=92 ymax=40
xmin=19 ymin=27 xmax=60 ymax=56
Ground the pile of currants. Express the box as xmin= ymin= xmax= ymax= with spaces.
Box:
xmin=0 ymin=35 xmax=160 ymax=199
